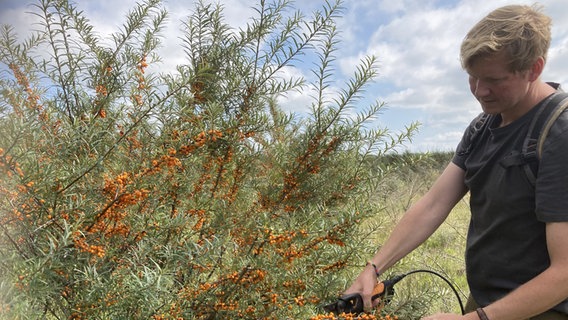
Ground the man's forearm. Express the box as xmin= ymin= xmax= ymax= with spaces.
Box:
xmin=370 ymin=163 xmax=468 ymax=274
xmin=483 ymin=266 xmax=568 ymax=320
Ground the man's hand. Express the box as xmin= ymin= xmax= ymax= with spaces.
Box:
xmin=421 ymin=312 xmax=478 ymax=320
xmin=341 ymin=263 xmax=379 ymax=311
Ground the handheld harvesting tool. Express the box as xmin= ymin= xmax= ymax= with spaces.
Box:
xmin=322 ymin=270 xmax=464 ymax=316
xmin=322 ymin=274 xmax=404 ymax=314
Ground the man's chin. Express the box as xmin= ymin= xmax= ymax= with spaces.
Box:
xmin=480 ymin=103 xmax=500 ymax=115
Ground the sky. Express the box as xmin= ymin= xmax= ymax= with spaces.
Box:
xmin=1 ymin=0 xmax=567 ymax=152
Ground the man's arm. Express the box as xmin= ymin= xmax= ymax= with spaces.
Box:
xmin=343 ymin=162 xmax=468 ymax=309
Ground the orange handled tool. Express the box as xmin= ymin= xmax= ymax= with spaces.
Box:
xmin=322 ymin=274 xmax=404 ymax=315
xmin=322 ymin=270 xmax=466 ymax=315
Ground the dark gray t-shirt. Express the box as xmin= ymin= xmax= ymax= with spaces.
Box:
xmin=452 ymin=94 xmax=568 ymax=313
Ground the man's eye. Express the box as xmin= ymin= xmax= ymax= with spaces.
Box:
xmin=486 ymin=77 xmax=505 ymax=84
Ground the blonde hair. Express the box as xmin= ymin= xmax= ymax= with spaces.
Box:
xmin=460 ymin=4 xmax=551 ymax=72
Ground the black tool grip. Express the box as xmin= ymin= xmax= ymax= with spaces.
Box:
xmin=322 ymin=281 xmax=387 ymax=314
xmin=322 ymin=274 xmax=405 ymax=315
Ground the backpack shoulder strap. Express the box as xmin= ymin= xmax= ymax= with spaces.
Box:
xmin=522 ymin=92 xmax=568 ymax=186
xmin=458 ymin=112 xmax=491 ymax=157
xmin=537 ymin=94 xmax=568 ymax=158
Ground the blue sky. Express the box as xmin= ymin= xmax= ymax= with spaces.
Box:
xmin=1 ymin=0 xmax=567 ymax=152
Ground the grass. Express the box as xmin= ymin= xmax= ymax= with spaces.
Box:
xmin=366 ymin=152 xmax=470 ymax=319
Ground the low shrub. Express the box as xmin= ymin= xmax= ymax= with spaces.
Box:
xmin=0 ymin=0 xmax=420 ymax=319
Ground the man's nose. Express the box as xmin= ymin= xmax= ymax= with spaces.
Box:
xmin=472 ymin=79 xmax=490 ymax=97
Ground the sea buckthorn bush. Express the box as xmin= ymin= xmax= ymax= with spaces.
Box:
xmin=0 ymin=0 xmax=418 ymax=319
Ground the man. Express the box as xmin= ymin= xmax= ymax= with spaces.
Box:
xmin=343 ymin=4 xmax=568 ymax=320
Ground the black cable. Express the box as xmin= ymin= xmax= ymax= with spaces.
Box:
xmin=323 ymin=269 xmax=466 ymax=316
xmin=401 ymin=269 xmax=465 ymax=315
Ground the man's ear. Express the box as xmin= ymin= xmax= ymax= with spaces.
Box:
xmin=528 ymin=56 xmax=545 ymax=81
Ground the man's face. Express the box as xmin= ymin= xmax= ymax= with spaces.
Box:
xmin=467 ymin=51 xmax=531 ymax=116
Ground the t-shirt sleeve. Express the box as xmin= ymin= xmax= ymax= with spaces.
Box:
xmin=535 ymin=111 xmax=568 ymax=222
